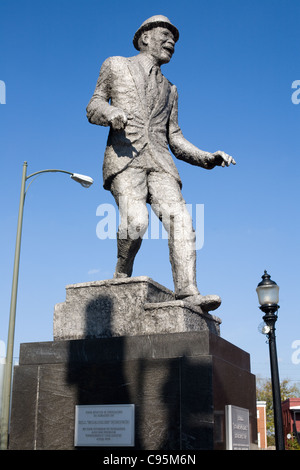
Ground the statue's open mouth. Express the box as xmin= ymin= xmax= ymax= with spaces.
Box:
xmin=163 ymin=46 xmax=174 ymax=55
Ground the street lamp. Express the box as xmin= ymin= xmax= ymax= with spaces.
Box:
xmin=256 ymin=270 xmax=285 ymax=450
xmin=0 ymin=161 xmax=93 ymax=450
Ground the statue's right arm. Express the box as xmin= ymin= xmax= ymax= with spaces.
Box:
xmin=86 ymin=58 xmax=127 ymax=130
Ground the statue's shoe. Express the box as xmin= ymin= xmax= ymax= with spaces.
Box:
xmin=180 ymin=294 xmax=221 ymax=311
xmin=113 ymin=272 xmax=129 ymax=279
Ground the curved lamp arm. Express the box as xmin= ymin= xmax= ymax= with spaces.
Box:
xmin=25 ymin=168 xmax=93 ymax=194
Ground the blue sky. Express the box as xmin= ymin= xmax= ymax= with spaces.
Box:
xmin=1 ymin=0 xmax=300 ymax=388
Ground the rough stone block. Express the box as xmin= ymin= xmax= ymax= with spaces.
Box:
xmin=53 ymin=277 xmax=221 ymax=340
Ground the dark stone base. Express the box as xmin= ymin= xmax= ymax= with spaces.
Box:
xmin=9 ymin=332 xmax=257 ymax=450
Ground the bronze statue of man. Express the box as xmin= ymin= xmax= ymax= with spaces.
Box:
xmin=87 ymin=15 xmax=236 ymax=311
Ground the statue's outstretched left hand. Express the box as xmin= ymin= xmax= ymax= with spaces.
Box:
xmin=211 ymin=151 xmax=236 ymax=167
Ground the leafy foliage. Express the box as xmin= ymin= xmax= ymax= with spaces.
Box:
xmin=256 ymin=377 xmax=300 ymax=448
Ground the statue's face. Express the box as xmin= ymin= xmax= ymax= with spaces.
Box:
xmin=144 ymin=27 xmax=175 ymax=65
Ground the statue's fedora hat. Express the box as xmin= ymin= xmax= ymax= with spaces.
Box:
xmin=133 ymin=15 xmax=179 ymax=50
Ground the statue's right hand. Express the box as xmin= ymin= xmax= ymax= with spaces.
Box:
xmin=109 ymin=108 xmax=128 ymax=131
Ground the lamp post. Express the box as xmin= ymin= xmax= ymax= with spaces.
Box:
xmin=256 ymin=270 xmax=285 ymax=450
xmin=0 ymin=161 xmax=93 ymax=450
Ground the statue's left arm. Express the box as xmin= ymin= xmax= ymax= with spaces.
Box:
xmin=168 ymin=87 xmax=236 ymax=169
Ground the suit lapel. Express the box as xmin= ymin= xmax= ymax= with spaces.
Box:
xmin=127 ymin=57 xmax=148 ymax=118
xmin=151 ymin=75 xmax=170 ymax=118
xmin=127 ymin=56 xmax=171 ymax=119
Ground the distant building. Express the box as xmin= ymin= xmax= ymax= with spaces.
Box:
xmin=282 ymin=398 xmax=300 ymax=446
xmin=256 ymin=401 xmax=267 ymax=449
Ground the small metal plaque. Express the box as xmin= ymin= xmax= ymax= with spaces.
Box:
xmin=74 ymin=404 xmax=135 ymax=447
xmin=225 ymin=405 xmax=250 ymax=450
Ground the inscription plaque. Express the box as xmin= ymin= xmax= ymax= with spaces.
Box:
xmin=74 ymin=404 xmax=135 ymax=447
xmin=225 ymin=405 xmax=250 ymax=450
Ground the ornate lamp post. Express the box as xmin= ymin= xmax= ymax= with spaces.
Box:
xmin=0 ymin=162 xmax=93 ymax=450
xmin=256 ymin=270 xmax=285 ymax=450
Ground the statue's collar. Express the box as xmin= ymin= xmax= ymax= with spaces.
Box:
xmin=137 ymin=53 xmax=159 ymax=76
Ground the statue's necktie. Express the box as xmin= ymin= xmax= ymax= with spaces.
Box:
xmin=146 ymin=65 xmax=162 ymax=113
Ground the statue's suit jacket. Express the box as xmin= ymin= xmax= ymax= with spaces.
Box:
xmin=86 ymin=54 xmax=185 ymax=190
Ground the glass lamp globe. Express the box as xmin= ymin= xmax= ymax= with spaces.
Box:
xmin=256 ymin=270 xmax=279 ymax=307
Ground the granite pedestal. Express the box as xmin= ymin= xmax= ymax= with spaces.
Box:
xmin=9 ymin=277 xmax=257 ymax=450
xmin=53 ymin=276 xmax=221 ymax=340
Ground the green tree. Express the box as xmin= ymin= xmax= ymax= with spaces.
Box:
xmin=256 ymin=377 xmax=300 ymax=448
